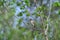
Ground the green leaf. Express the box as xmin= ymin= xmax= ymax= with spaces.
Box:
xmin=17 ymin=2 xmax=22 ymax=6
xmin=58 ymin=3 xmax=60 ymax=6
xmin=23 ymin=9 xmax=29 ymax=14
xmin=36 ymin=14 xmax=40 ymax=16
xmin=17 ymin=12 xmax=23 ymax=16
xmin=24 ymin=9 xmax=30 ymax=16
xmin=24 ymin=0 xmax=30 ymax=7
xmin=36 ymin=6 xmax=41 ymax=11
xmin=20 ymin=5 xmax=25 ymax=9
xmin=0 ymin=2 xmax=3 ymax=6
xmin=58 ymin=10 xmax=60 ymax=15
xmin=18 ymin=18 xmax=23 ymax=24
xmin=13 ymin=0 xmax=16 ymax=2
xmin=53 ymin=2 xmax=60 ymax=7
xmin=26 ymin=2 xmax=30 ymax=7
xmin=26 ymin=13 xmax=30 ymax=16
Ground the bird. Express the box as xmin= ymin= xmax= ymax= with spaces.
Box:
xmin=30 ymin=19 xmax=35 ymax=27
xmin=30 ymin=19 xmax=35 ymax=38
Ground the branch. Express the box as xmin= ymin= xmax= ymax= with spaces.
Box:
xmin=44 ymin=0 xmax=52 ymax=40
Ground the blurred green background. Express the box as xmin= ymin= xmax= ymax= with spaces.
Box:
xmin=0 ymin=0 xmax=60 ymax=40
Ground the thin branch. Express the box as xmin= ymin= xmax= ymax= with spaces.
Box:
xmin=44 ymin=0 xmax=52 ymax=40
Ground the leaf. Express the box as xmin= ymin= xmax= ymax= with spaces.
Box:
xmin=0 ymin=2 xmax=3 ymax=6
xmin=53 ymin=2 xmax=60 ymax=7
xmin=20 ymin=5 xmax=25 ymax=9
xmin=36 ymin=6 xmax=41 ymax=11
xmin=24 ymin=0 xmax=30 ymax=7
xmin=26 ymin=13 xmax=30 ymax=16
xmin=24 ymin=9 xmax=30 ymax=16
xmin=17 ymin=2 xmax=22 ymax=6
xmin=58 ymin=3 xmax=60 ymax=6
xmin=58 ymin=10 xmax=60 ymax=15
xmin=36 ymin=14 xmax=40 ymax=16
xmin=17 ymin=12 xmax=23 ymax=16
xmin=24 ymin=9 xmax=28 ymax=13
xmin=13 ymin=0 xmax=16 ymax=2
xmin=26 ymin=2 xmax=30 ymax=7
xmin=18 ymin=18 xmax=23 ymax=24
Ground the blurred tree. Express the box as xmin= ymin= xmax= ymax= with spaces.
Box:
xmin=0 ymin=0 xmax=60 ymax=40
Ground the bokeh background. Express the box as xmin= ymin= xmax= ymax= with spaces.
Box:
xmin=0 ymin=0 xmax=60 ymax=40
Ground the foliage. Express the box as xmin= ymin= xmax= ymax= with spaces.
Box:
xmin=0 ymin=0 xmax=60 ymax=40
